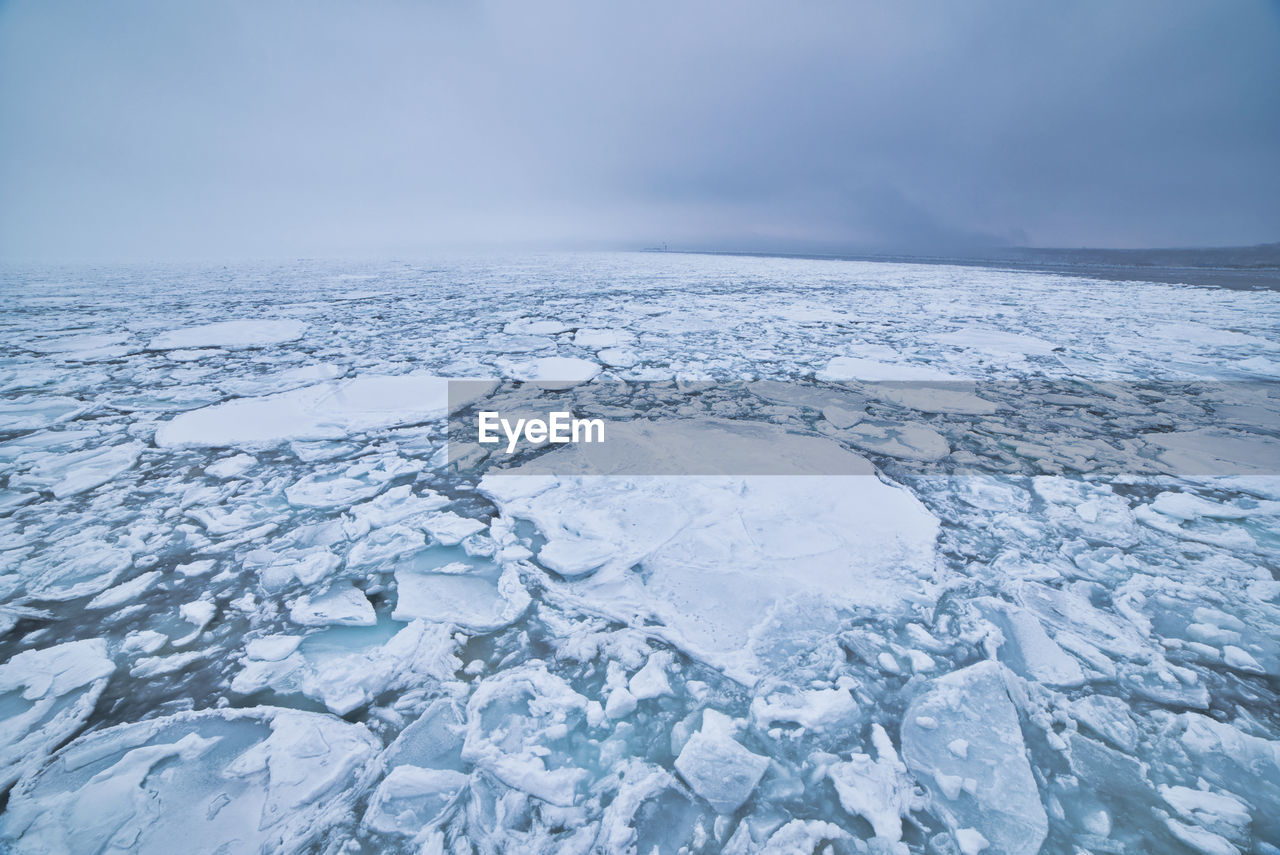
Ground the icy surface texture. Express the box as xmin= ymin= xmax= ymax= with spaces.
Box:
xmin=0 ymin=252 xmax=1278 ymax=853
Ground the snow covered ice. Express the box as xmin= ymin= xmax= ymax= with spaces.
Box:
xmin=1 ymin=252 xmax=1279 ymax=853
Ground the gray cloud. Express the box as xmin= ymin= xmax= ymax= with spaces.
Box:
xmin=1 ymin=0 xmax=1277 ymax=260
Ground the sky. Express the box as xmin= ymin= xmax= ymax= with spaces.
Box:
xmin=1 ymin=0 xmax=1278 ymax=261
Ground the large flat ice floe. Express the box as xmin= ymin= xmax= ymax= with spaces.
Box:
xmin=155 ymin=374 xmax=494 ymax=448
xmin=146 ymin=319 xmax=308 ymax=350
xmin=481 ymin=420 xmax=940 ymax=682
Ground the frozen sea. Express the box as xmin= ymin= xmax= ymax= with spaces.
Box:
xmin=0 ymin=251 xmax=1278 ymax=854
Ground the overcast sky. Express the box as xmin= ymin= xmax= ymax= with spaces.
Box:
xmin=2 ymin=1 xmax=1278 ymax=260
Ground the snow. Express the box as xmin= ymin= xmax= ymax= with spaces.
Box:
xmin=146 ymin=319 xmax=308 ymax=350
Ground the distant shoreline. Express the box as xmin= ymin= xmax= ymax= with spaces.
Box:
xmin=665 ymin=244 xmax=1280 ymax=291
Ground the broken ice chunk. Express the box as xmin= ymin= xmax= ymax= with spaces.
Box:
xmin=955 ymin=827 xmax=991 ymax=855
xmin=289 ymin=584 xmax=376 ymax=627
xmin=362 ymin=765 xmax=468 ymax=836
xmin=504 ymin=318 xmax=569 ymax=335
xmin=818 ymin=356 xmax=957 ymax=383
xmin=975 ymin=598 xmax=1085 ymax=688
xmin=1176 ymin=713 xmax=1280 ymax=844
xmin=1159 ymin=784 xmax=1250 ymax=843
xmin=480 ymin=420 xmax=939 ymax=682
xmin=423 ymin=511 xmax=486 ymax=546
xmin=204 ymin=453 xmax=256 ymax=479
xmin=154 ymin=374 xmax=494 ymax=449
xmin=284 ymin=472 xmax=384 ymax=508
xmin=85 ymin=569 xmax=162 ymax=609
xmin=0 ymin=639 xmax=115 ymax=789
xmin=257 ymin=547 xmax=341 ymax=590
xmin=596 ymin=760 xmax=701 ymax=855
xmin=674 ymin=709 xmax=769 ymax=814
xmin=0 ymin=397 xmax=89 ymax=431
xmin=461 ymin=664 xmax=593 ymax=806
xmin=392 ymin=557 xmax=529 ymax=633
xmin=827 ymin=723 xmax=920 ymax=843
xmin=604 ymin=686 xmax=638 ymax=720
xmin=27 ymin=541 xmax=133 ymax=602
xmin=628 ymin=651 xmax=674 ymax=700
xmin=573 ymin=328 xmax=634 ymax=348
xmin=755 ymin=819 xmax=854 ymax=854
xmin=901 ymin=661 xmax=1048 ymax=855
xmin=383 ymin=698 xmax=466 ymax=771
xmin=0 ymin=706 xmax=378 ymax=854
xmin=12 ymin=441 xmax=142 ymax=498
xmin=750 ymin=686 xmax=859 ymax=736
xmin=233 ymin=620 xmax=459 ymax=715
xmin=245 ymin=635 xmax=303 ymax=661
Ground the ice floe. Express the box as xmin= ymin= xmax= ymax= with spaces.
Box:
xmin=146 ymin=319 xmax=308 ymax=350
xmin=0 ymin=706 xmax=378 ymax=854
xmin=155 ymin=374 xmax=494 ymax=449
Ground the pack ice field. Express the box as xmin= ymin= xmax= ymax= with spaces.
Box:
xmin=0 ymin=252 xmax=1277 ymax=855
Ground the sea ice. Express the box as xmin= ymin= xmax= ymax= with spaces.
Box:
xmin=288 ymin=583 xmax=376 ymax=627
xmin=482 ymin=421 xmax=940 ymax=681
xmin=0 ymin=399 xmax=92 ymax=435
xmin=232 ymin=620 xmax=459 ymax=715
xmin=460 ymin=663 xmax=593 ymax=807
xmin=827 ymin=723 xmax=921 ymax=843
xmin=0 ymin=639 xmax=115 ymax=789
xmin=155 ymin=374 xmax=494 ymax=449
xmin=674 ymin=709 xmax=769 ymax=814
xmin=392 ymin=560 xmax=529 ymax=632
xmin=146 ymin=319 xmax=308 ymax=350
xmin=0 ymin=706 xmax=378 ymax=854
xmin=513 ymin=356 xmax=600 ymax=388
xmin=363 ymin=765 xmax=468 ymax=836
xmin=901 ymin=661 xmax=1048 ymax=855
xmin=819 ymin=355 xmax=958 ymax=383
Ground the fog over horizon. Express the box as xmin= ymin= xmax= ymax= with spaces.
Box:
xmin=1 ymin=0 xmax=1278 ymax=262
